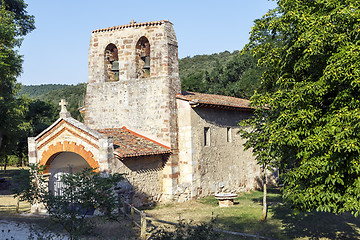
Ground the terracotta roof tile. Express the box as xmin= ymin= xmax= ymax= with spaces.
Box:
xmin=176 ymin=91 xmax=253 ymax=111
xmin=92 ymin=20 xmax=171 ymax=33
xmin=96 ymin=127 xmax=171 ymax=159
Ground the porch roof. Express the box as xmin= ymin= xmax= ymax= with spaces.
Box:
xmin=96 ymin=127 xmax=171 ymax=159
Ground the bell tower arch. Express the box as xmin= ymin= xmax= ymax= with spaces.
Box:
xmin=104 ymin=43 xmax=119 ymax=82
xmin=135 ymin=36 xmax=151 ymax=78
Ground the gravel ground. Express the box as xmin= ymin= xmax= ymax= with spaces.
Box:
xmin=0 ymin=220 xmax=68 ymax=240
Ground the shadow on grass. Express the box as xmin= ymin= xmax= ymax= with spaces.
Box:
xmin=271 ymin=205 xmax=360 ymax=239
xmin=251 ymin=188 xmax=360 ymax=240
xmin=0 ymin=168 xmax=25 ymax=196
xmin=214 ymin=215 xmax=283 ymax=240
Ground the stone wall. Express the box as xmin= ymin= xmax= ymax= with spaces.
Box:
xmin=110 ymin=154 xmax=167 ymax=206
xmin=177 ymin=100 xmax=262 ymax=200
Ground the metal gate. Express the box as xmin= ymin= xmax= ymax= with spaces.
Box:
xmin=49 ymin=170 xmax=68 ymax=196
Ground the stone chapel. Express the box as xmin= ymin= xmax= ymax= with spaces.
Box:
xmin=28 ymin=20 xmax=262 ymax=205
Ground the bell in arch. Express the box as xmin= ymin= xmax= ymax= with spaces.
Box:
xmin=143 ymin=56 xmax=150 ymax=69
xmin=111 ymin=61 xmax=119 ymax=72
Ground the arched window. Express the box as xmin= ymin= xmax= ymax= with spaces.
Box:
xmin=104 ymin=43 xmax=119 ymax=82
xmin=136 ymin=36 xmax=150 ymax=78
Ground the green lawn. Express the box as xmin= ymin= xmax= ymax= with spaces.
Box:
xmin=145 ymin=189 xmax=360 ymax=240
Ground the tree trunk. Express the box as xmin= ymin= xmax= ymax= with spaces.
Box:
xmin=262 ymin=168 xmax=267 ymax=221
xmin=3 ymin=155 xmax=8 ymax=173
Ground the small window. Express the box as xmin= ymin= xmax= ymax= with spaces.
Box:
xmin=204 ymin=127 xmax=210 ymax=146
xmin=227 ymin=127 xmax=231 ymax=143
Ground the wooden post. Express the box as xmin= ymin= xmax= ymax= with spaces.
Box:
xmin=140 ymin=211 xmax=147 ymax=240
xmin=131 ymin=205 xmax=135 ymax=226
xmin=16 ymin=197 xmax=20 ymax=213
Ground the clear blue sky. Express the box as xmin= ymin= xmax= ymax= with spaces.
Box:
xmin=18 ymin=0 xmax=277 ymax=86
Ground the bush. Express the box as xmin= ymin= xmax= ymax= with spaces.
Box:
xmin=151 ymin=218 xmax=219 ymax=240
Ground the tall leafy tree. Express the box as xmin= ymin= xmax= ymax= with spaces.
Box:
xmin=244 ymin=0 xmax=360 ymax=216
xmin=12 ymin=99 xmax=58 ymax=166
xmin=0 ymin=0 xmax=34 ymax=162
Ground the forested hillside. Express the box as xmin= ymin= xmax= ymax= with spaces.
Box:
xmin=179 ymin=51 xmax=235 ymax=81
xmin=180 ymin=50 xmax=263 ymax=99
xmin=20 ymin=83 xmax=86 ymax=121
xmin=40 ymin=83 xmax=87 ymax=121
xmin=19 ymin=84 xmax=69 ymax=98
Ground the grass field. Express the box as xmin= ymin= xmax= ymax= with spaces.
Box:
xmin=145 ymin=189 xmax=360 ymax=240
xmin=1 ymin=167 xmax=360 ymax=239
xmin=0 ymin=166 xmax=31 ymax=216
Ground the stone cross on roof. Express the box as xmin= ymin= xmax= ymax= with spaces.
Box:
xmin=59 ymin=99 xmax=71 ymax=118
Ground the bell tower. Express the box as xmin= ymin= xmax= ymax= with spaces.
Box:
xmin=84 ymin=20 xmax=180 ymax=149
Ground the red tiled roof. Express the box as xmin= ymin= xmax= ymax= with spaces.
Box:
xmin=96 ymin=127 xmax=171 ymax=159
xmin=92 ymin=20 xmax=171 ymax=33
xmin=176 ymin=91 xmax=253 ymax=111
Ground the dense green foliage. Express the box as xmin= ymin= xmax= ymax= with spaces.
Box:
xmin=13 ymin=166 xmax=124 ymax=240
xmin=19 ymin=84 xmax=69 ymax=98
xmin=181 ymin=50 xmax=264 ymax=99
xmin=244 ymin=0 xmax=360 ymax=216
xmin=179 ymin=51 xmax=234 ymax=82
xmin=40 ymin=83 xmax=86 ymax=121
xmin=9 ymin=98 xmax=57 ymax=166
xmin=0 ymin=0 xmax=34 ymax=167
xmin=20 ymin=83 xmax=86 ymax=121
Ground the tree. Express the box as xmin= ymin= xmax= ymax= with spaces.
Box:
xmin=12 ymin=99 xmax=58 ymax=166
xmin=244 ymin=0 xmax=360 ymax=216
xmin=13 ymin=166 xmax=124 ymax=240
xmin=1 ymin=95 xmax=30 ymax=170
xmin=0 ymin=0 xmax=35 ymax=163
xmin=240 ymin=109 xmax=277 ymax=221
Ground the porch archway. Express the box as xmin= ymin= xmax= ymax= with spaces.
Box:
xmin=39 ymin=141 xmax=99 ymax=173
xmin=48 ymin=152 xmax=90 ymax=196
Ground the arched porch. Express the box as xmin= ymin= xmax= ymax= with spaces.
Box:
xmin=47 ymin=152 xmax=91 ymax=196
